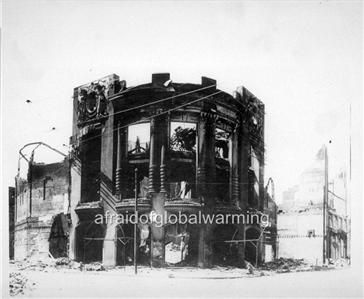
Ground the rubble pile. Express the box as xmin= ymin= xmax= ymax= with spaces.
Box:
xmin=332 ymin=258 xmax=349 ymax=268
xmin=14 ymin=258 xmax=105 ymax=272
xmin=260 ymin=258 xmax=307 ymax=273
xmin=9 ymin=272 xmax=29 ymax=296
xmin=55 ymin=257 xmax=82 ymax=270
xmin=55 ymin=257 xmax=70 ymax=265
xmin=82 ymin=262 xmax=105 ymax=271
xmin=54 ymin=257 xmax=105 ymax=271
xmin=16 ymin=259 xmax=51 ymax=271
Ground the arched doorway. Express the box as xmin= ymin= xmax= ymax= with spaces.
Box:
xmin=49 ymin=213 xmax=69 ymax=258
xmin=116 ymin=223 xmax=151 ymax=266
xmin=75 ymin=221 xmax=105 ymax=262
xmin=212 ymin=224 xmax=239 ymax=266
xmin=245 ymin=226 xmax=261 ymax=265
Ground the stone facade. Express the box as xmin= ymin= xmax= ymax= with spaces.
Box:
xmin=68 ymin=73 xmax=267 ymax=268
xmin=9 ymin=187 xmax=15 ymax=259
xmin=12 ymin=73 xmax=271 ymax=268
xmin=14 ymin=159 xmax=70 ymax=260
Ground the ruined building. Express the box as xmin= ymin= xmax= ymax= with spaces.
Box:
xmin=14 ymin=151 xmax=70 ymax=260
xmin=13 ymin=73 xmax=270 ymax=267
xmin=9 ymin=187 xmax=15 ymax=259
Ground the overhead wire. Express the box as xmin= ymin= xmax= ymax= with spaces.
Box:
xmin=76 ymin=84 xmax=265 ymax=147
xmin=17 ymin=83 xmax=265 ymax=179
xmin=81 ymin=84 xmax=217 ymax=125
xmin=78 ymin=90 xmax=225 ymax=145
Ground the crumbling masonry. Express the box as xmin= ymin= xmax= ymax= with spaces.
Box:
xmin=13 ymin=73 xmax=274 ymax=268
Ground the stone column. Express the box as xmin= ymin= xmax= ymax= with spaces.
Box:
xmin=238 ymin=124 xmax=250 ymax=212
xmin=115 ymin=123 xmax=128 ymax=199
xmin=160 ymin=145 xmax=167 ymax=193
xmin=148 ymin=118 xmax=159 ymax=193
xmin=148 ymin=116 xmax=168 ymax=266
xmin=148 ymin=115 xmax=169 ymax=194
xmin=231 ymin=126 xmax=240 ymax=206
xmin=103 ymin=221 xmax=117 ymax=267
xmin=197 ymin=112 xmax=216 ymax=204
xmin=197 ymin=111 xmax=216 ymax=267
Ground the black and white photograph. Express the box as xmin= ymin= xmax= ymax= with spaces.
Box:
xmin=1 ymin=0 xmax=363 ymax=298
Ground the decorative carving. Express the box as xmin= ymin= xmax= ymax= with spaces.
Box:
xmin=78 ymin=83 xmax=108 ymax=122
xmin=148 ymin=164 xmax=158 ymax=193
xmin=160 ymin=145 xmax=167 ymax=193
xmin=200 ymin=111 xmax=218 ymax=121
xmin=77 ymin=75 xmax=124 ymax=124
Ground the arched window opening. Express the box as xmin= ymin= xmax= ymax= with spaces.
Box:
xmin=170 ymin=122 xmax=196 ymax=153
xmin=116 ymin=223 xmax=150 ymax=266
xmin=128 ymin=123 xmax=150 ymax=156
xmin=80 ymin=130 xmax=101 ymax=203
xmin=169 ymin=122 xmax=197 ymax=199
xmin=125 ymin=123 xmax=150 ymax=198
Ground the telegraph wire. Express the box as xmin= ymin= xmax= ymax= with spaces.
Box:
xmin=16 ymin=85 xmax=215 ymax=165
xmin=77 ymin=87 xmax=266 ymax=147
xmin=81 ymin=84 xmax=217 ymax=126
xmin=18 ymin=83 xmax=265 ymax=173
xmin=328 ymin=190 xmax=346 ymax=201
xmin=78 ymin=90 xmax=225 ymax=145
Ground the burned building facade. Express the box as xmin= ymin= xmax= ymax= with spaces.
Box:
xmin=69 ymin=73 xmax=266 ymax=268
xmin=14 ymin=150 xmax=70 ymax=260
xmin=13 ymin=73 xmax=269 ymax=268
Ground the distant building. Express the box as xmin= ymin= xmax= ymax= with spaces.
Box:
xmin=280 ymin=185 xmax=298 ymax=211
xmin=277 ymin=147 xmax=350 ymax=264
xmin=327 ymin=170 xmax=350 ymax=261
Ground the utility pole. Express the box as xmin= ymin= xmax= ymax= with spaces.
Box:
xmin=346 ymin=103 xmax=351 ymax=261
xmin=28 ymin=150 xmax=35 ymax=218
xmin=134 ymin=168 xmax=138 ymax=275
xmin=322 ymin=145 xmax=328 ymax=264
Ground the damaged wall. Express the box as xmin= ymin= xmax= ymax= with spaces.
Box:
xmin=9 ymin=187 xmax=16 ymax=259
xmin=14 ymin=159 xmax=70 ymax=260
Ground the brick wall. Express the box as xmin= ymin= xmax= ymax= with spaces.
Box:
xmin=14 ymin=159 xmax=70 ymax=260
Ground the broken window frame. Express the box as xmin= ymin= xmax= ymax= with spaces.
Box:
xmin=164 ymin=221 xmax=191 ymax=265
xmin=127 ymin=122 xmax=151 ymax=156
xmin=169 ymin=121 xmax=197 ymax=154
xmin=168 ymin=121 xmax=198 ymax=200
xmin=77 ymin=127 xmax=103 ymax=203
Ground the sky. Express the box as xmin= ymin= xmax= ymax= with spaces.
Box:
xmin=2 ymin=0 xmax=363 ymax=202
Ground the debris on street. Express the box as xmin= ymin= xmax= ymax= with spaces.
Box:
xmin=15 ymin=259 xmax=52 ymax=272
xmin=260 ymin=257 xmax=307 ymax=272
xmin=83 ymin=262 xmax=105 ymax=271
xmin=9 ymin=272 xmax=30 ymax=296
